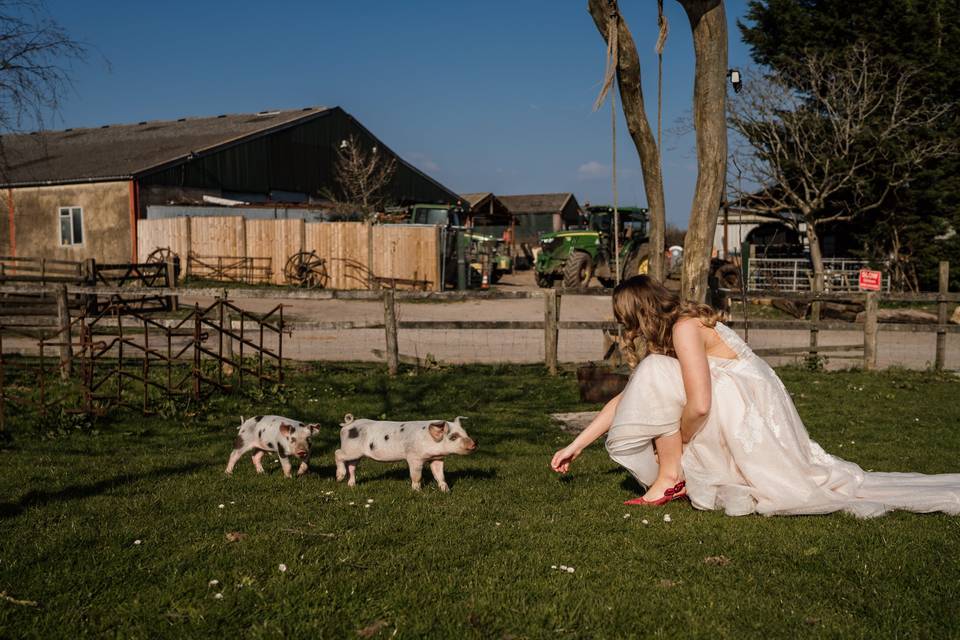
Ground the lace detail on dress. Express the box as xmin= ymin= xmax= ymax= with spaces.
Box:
xmin=714 ymin=322 xmax=754 ymax=360
xmin=808 ymin=441 xmax=834 ymax=466
xmin=735 ymin=403 xmax=765 ymax=453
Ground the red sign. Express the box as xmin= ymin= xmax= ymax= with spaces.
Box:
xmin=858 ymin=269 xmax=882 ymax=291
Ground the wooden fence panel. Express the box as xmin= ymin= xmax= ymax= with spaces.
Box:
xmin=189 ymin=216 xmax=245 ymax=259
xmin=304 ymin=222 xmax=369 ymax=289
xmin=136 ymin=217 xmax=440 ymax=291
xmin=373 ymin=225 xmax=441 ymax=291
xmin=137 ymin=217 xmax=191 ymax=263
xmin=247 ymin=219 xmax=305 ymax=285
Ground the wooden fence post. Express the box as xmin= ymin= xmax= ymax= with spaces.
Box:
xmin=863 ymin=291 xmax=879 ymax=371
xmin=383 ymin=288 xmax=399 ymax=376
xmin=544 ymin=289 xmax=559 ymax=375
xmin=166 ymin=256 xmax=179 ymax=312
xmin=935 ymin=261 xmax=949 ymax=370
xmin=56 ymin=284 xmax=72 ymax=380
xmin=809 ymin=300 xmax=821 ymax=358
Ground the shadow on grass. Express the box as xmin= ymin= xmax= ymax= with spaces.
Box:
xmin=362 ymin=466 xmax=498 ymax=489
xmin=0 ymin=461 xmax=208 ymax=519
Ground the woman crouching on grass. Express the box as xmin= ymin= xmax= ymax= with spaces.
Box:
xmin=551 ymin=275 xmax=960 ymax=517
xmin=550 ymin=275 xmax=725 ymax=505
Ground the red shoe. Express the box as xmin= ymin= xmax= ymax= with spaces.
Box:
xmin=623 ymin=481 xmax=687 ymax=506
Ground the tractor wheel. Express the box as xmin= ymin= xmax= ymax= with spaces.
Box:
xmin=622 ymin=243 xmax=651 ymax=280
xmin=535 ymin=272 xmax=555 ymax=288
xmin=563 ymin=252 xmax=594 ymax=290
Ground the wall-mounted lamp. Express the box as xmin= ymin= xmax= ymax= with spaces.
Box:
xmin=728 ymin=68 xmax=742 ymax=93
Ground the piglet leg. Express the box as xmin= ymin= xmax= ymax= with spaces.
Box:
xmin=334 ymin=449 xmax=347 ymax=482
xmin=279 ymin=456 xmax=293 ymax=479
xmin=346 ymin=461 xmax=358 ymax=487
xmin=226 ymin=442 xmax=255 ymax=475
xmin=408 ymin=458 xmax=424 ymax=491
xmin=430 ymin=459 xmax=449 ymax=493
xmin=251 ymin=451 xmax=266 ymax=474
xmin=296 ymin=454 xmax=310 ymax=478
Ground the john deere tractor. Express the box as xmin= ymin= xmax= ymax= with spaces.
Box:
xmin=535 ymin=206 xmax=651 ymax=289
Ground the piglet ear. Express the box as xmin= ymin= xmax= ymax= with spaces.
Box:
xmin=279 ymin=423 xmax=293 ymax=436
xmin=308 ymin=423 xmax=321 ymax=435
xmin=428 ymin=421 xmax=447 ymax=442
xmin=454 ymin=416 xmax=468 ymax=426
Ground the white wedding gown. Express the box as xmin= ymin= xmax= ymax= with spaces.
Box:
xmin=605 ymin=322 xmax=960 ymax=518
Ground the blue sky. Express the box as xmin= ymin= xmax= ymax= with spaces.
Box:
xmin=46 ymin=0 xmax=755 ymax=227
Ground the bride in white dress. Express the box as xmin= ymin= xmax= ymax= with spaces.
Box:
xmin=550 ymin=276 xmax=960 ymax=518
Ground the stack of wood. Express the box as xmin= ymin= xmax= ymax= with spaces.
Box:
xmin=855 ymin=308 xmax=938 ymax=324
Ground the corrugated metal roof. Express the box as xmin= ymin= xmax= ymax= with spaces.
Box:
xmin=0 ymin=107 xmax=331 ymax=186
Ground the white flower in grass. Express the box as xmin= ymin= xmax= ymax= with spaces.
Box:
xmin=366 ymin=499 xmax=374 ymax=504
xmin=641 ymin=519 xmax=649 ymax=525
xmin=663 ymin=514 xmax=672 ymax=523
xmin=623 ymin=514 xmax=631 ymax=519
xmin=208 ymin=579 xmax=220 ymax=587
xmin=348 ymin=501 xmax=355 ymax=506
xmin=566 ymin=567 xmax=575 ymax=574
xmin=133 ymin=539 xmax=142 ymax=545
xmin=495 ymin=522 xmax=501 ymax=527
xmin=278 ymin=564 xmax=287 ymax=573
xmin=213 ymin=593 xmax=224 ymax=600
xmin=364 ymin=504 xmax=371 ymax=509
xmin=559 ymin=565 xmax=568 ymax=571
xmin=218 ymin=504 xmax=225 ymax=509
xmin=551 ymin=565 xmax=557 ymax=570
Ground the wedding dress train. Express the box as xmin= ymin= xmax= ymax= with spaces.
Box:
xmin=605 ymin=323 xmax=960 ymax=518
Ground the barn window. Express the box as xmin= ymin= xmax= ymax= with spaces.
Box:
xmin=58 ymin=207 xmax=83 ymax=246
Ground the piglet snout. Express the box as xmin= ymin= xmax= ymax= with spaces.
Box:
xmin=465 ymin=438 xmax=478 ymax=452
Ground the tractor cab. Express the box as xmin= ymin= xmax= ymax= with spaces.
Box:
xmin=535 ymin=205 xmax=651 ymax=289
xmin=410 ymin=204 xmax=463 ymax=227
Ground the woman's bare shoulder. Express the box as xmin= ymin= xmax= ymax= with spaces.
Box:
xmin=672 ymin=316 xmax=704 ymax=336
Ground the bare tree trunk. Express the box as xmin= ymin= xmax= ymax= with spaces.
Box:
xmin=588 ymin=0 xmax=666 ymax=281
xmin=677 ymin=0 xmax=728 ymax=302
xmin=805 ymin=222 xmax=825 ymax=293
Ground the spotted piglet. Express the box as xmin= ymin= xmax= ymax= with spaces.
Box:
xmin=335 ymin=414 xmax=477 ymax=492
xmin=225 ymin=415 xmax=320 ymax=478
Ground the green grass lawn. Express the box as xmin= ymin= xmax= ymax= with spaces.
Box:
xmin=1 ymin=364 xmax=959 ymax=638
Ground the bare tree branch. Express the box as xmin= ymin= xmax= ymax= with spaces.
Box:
xmin=324 ymin=135 xmax=397 ymax=221
xmin=728 ymin=44 xmax=958 ymax=290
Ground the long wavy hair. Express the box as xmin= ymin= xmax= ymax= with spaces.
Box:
xmin=612 ymin=275 xmax=721 ymax=367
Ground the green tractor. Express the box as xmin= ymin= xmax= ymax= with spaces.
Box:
xmin=535 ymin=205 xmax=651 ymax=289
xmin=406 ymin=203 xmax=512 ymax=287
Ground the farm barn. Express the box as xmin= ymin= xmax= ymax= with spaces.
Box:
xmin=0 ymin=107 xmax=459 ymax=264
xmin=497 ymin=192 xmax=582 ymax=246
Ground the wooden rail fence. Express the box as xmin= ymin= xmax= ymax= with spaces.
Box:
xmin=1 ymin=260 xmax=956 ymax=376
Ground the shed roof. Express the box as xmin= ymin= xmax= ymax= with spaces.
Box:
xmin=0 ymin=107 xmax=335 ymax=187
xmin=497 ymin=193 xmax=576 ymax=215
xmin=460 ymin=192 xmax=492 ymax=207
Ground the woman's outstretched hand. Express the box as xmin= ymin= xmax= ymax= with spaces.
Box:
xmin=551 ymin=445 xmax=581 ymax=473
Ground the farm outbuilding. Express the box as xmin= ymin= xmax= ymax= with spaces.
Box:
xmin=497 ymin=193 xmax=582 ymax=245
xmin=715 ymin=205 xmax=806 ymax=259
xmin=459 ymin=192 xmax=513 ymax=228
xmin=0 ymin=106 xmax=459 ymax=264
